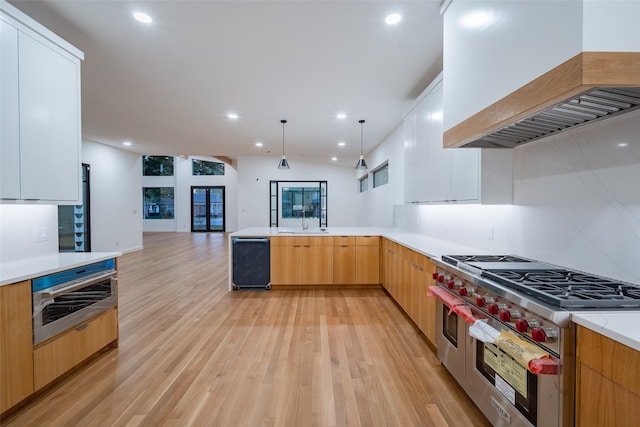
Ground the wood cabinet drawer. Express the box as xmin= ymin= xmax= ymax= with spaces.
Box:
xmin=33 ymin=308 xmax=118 ymax=390
xmin=355 ymin=236 xmax=379 ymax=246
xmin=333 ymin=236 xmax=356 ymax=246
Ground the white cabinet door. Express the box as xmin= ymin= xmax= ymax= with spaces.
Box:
xmin=0 ymin=20 xmax=20 ymax=199
xmin=18 ymin=31 xmax=80 ymax=202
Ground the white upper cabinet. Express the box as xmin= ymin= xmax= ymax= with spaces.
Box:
xmin=403 ymin=74 xmax=512 ymax=204
xmin=1 ymin=2 xmax=83 ymax=203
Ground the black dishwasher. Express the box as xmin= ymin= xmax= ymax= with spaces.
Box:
xmin=232 ymin=237 xmax=271 ymax=290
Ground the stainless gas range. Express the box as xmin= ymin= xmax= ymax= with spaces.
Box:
xmin=430 ymin=254 xmax=640 ymax=427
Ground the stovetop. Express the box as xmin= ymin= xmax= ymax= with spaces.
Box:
xmin=442 ymin=254 xmax=640 ymax=309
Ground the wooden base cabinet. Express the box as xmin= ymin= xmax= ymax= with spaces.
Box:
xmin=380 ymin=239 xmax=437 ymax=346
xmin=576 ymin=326 xmax=640 ymax=426
xmin=33 ymin=308 xmax=118 ymax=391
xmin=270 ymin=236 xmax=333 ymax=285
xmin=355 ymin=236 xmax=380 ymax=285
xmin=0 ymin=281 xmax=34 ymax=414
xmin=333 ymin=236 xmax=356 ymax=285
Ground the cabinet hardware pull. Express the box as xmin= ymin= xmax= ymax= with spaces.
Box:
xmin=75 ymin=323 xmax=90 ymax=331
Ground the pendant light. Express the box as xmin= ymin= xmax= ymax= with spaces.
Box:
xmin=355 ymin=119 xmax=368 ymax=170
xmin=277 ymin=119 xmax=290 ymax=170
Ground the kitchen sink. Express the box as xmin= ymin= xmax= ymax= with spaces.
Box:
xmin=277 ymin=228 xmax=329 ymax=234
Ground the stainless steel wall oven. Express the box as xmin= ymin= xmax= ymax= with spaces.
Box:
xmin=32 ymin=259 xmax=117 ymax=345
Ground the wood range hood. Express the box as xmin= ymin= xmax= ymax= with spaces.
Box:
xmin=444 ymin=52 xmax=640 ymax=148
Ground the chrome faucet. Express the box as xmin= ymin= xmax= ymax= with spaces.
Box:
xmin=301 ymin=207 xmax=308 ymax=230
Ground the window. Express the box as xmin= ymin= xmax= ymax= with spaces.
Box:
xmin=143 ymin=187 xmax=175 ymax=219
xmin=373 ymin=163 xmax=389 ymax=188
xmin=270 ymin=181 xmax=327 ymax=228
xmin=359 ymin=175 xmax=368 ymax=193
xmin=143 ymin=156 xmax=174 ymax=176
xmin=192 ymin=159 xmax=224 ymax=175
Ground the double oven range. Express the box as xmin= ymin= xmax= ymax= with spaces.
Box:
xmin=430 ymin=254 xmax=640 ymax=427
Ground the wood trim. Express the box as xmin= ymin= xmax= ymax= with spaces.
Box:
xmin=444 ymin=52 xmax=640 ymax=148
xmin=0 ymin=281 xmax=34 ymax=414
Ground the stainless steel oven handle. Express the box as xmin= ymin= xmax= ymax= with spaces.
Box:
xmin=40 ymin=271 xmax=117 ymax=299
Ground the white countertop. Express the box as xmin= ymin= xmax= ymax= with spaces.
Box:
xmin=0 ymin=251 xmax=122 ymax=286
xmin=571 ymin=312 xmax=640 ymax=352
xmin=230 ymin=227 xmax=486 ymax=259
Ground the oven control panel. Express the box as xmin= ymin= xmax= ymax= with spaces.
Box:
xmin=433 ymin=269 xmax=561 ymax=356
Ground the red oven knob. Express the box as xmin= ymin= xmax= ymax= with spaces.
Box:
xmin=432 ymin=272 xmax=439 ymax=280
xmin=458 ymin=287 xmax=467 ymax=296
xmin=487 ymin=303 xmax=499 ymax=315
xmin=499 ymin=310 xmax=512 ymax=322
xmin=437 ymin=274 xmax=445 ymax=283
xmin=476 ymin=296 xmax=486 ymax=307
xmin=516 ymin=319 xmax=530 ymax=333
xmin=531 ymin=328 xmax=547 ymax=342
xmin=447 ymin=280 xmax=456 ymax=289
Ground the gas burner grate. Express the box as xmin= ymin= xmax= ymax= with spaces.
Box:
xmin=482 ymin=270 xmax=640 ymax=308
xmin=442 ymin=254 xmax=531 ymax=265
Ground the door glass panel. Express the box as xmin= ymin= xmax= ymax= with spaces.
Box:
xmin=192 ymin=188 xmax=207 ymax=231
xmin=209 ymin=188 xmax=224 ymax=231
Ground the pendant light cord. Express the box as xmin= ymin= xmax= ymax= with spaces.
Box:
xmin=281 ymin=119 xmax=287 ymax=155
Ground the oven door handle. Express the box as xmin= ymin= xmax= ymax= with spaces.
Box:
xmin=40 ymin=271 xmax=117 ymax=299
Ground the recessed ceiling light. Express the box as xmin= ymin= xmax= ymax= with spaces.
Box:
xmin=227 ymin=113 xmax=239 ymax=119
xmin=255 ymin=142 xmax=263 ymax=147
xmin=133 ymin=12 xmax=152 ymax=24
xmin=337 ymin=113 xmax=346 ymax=119
xmin=331 ymin=157 xmax=338 ymax=162
xmin=617 ymin=142 xmax=628 ymax=147
xmin=338 ymin=141 xmax=346 ymax=147
xmin=122 ymin=141 xmax=132 ymax=146
xmin=385 ymin=13 xmax=402 ymax=25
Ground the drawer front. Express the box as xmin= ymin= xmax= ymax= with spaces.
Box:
xmin=356 ymin=236 xmax=379 ymax=246
xmin=333 ymin=236 xmax=356 ymax=246
xmin=33 ymin=308 xmax=118 ymax=390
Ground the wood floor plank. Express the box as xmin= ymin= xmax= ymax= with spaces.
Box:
xmin=3 ymin=232 xmax=489 ymax=427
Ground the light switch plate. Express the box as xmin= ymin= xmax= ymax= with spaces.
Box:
xmin=34 ymin=226 xmax=48 ymax=242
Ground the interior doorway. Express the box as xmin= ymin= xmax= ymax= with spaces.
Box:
xmin=58 ymin=163 xmax=91 ymax=252
xmin=191 ymin=186 xmax=225 ymax=232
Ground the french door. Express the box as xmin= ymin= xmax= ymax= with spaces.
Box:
xmin=191 ymin=186 xmax=225 ymax=232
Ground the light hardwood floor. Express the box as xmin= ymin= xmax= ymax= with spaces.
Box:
xmin=4 ymin=232 xmax=490 ymax=427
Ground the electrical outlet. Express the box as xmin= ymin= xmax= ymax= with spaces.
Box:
xmin=34 ymin=227 xmax=48 ymax=242
xmin=487 ymin=225 xmax=494 ymax=240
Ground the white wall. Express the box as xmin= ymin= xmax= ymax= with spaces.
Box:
xmin=82 ymin=140 xmax=143 ymax=252
xmin=236 ymin=156 xmax=357 ymax=230
xmin=355 ymin=123 xmax=405 ymax=227
xmin=385 ymin=110 xmax=640 ymax=284
xmin=0 ymin=204 xmax=59 ymax=262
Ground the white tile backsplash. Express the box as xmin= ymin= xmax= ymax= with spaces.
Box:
xmin=397 ymin=110 xmax=640 ymax=284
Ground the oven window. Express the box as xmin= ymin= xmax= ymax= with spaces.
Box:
xmin=442 ymin=308 xmax=458 ymax=347
xmin=42 ymin=279 xmax=113 ymax=325
xmin=476 ymin=342 xmax=538 ymax=425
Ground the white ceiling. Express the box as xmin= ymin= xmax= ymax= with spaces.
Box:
xmin=9 ymin=0 xmax=444 ymax=167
